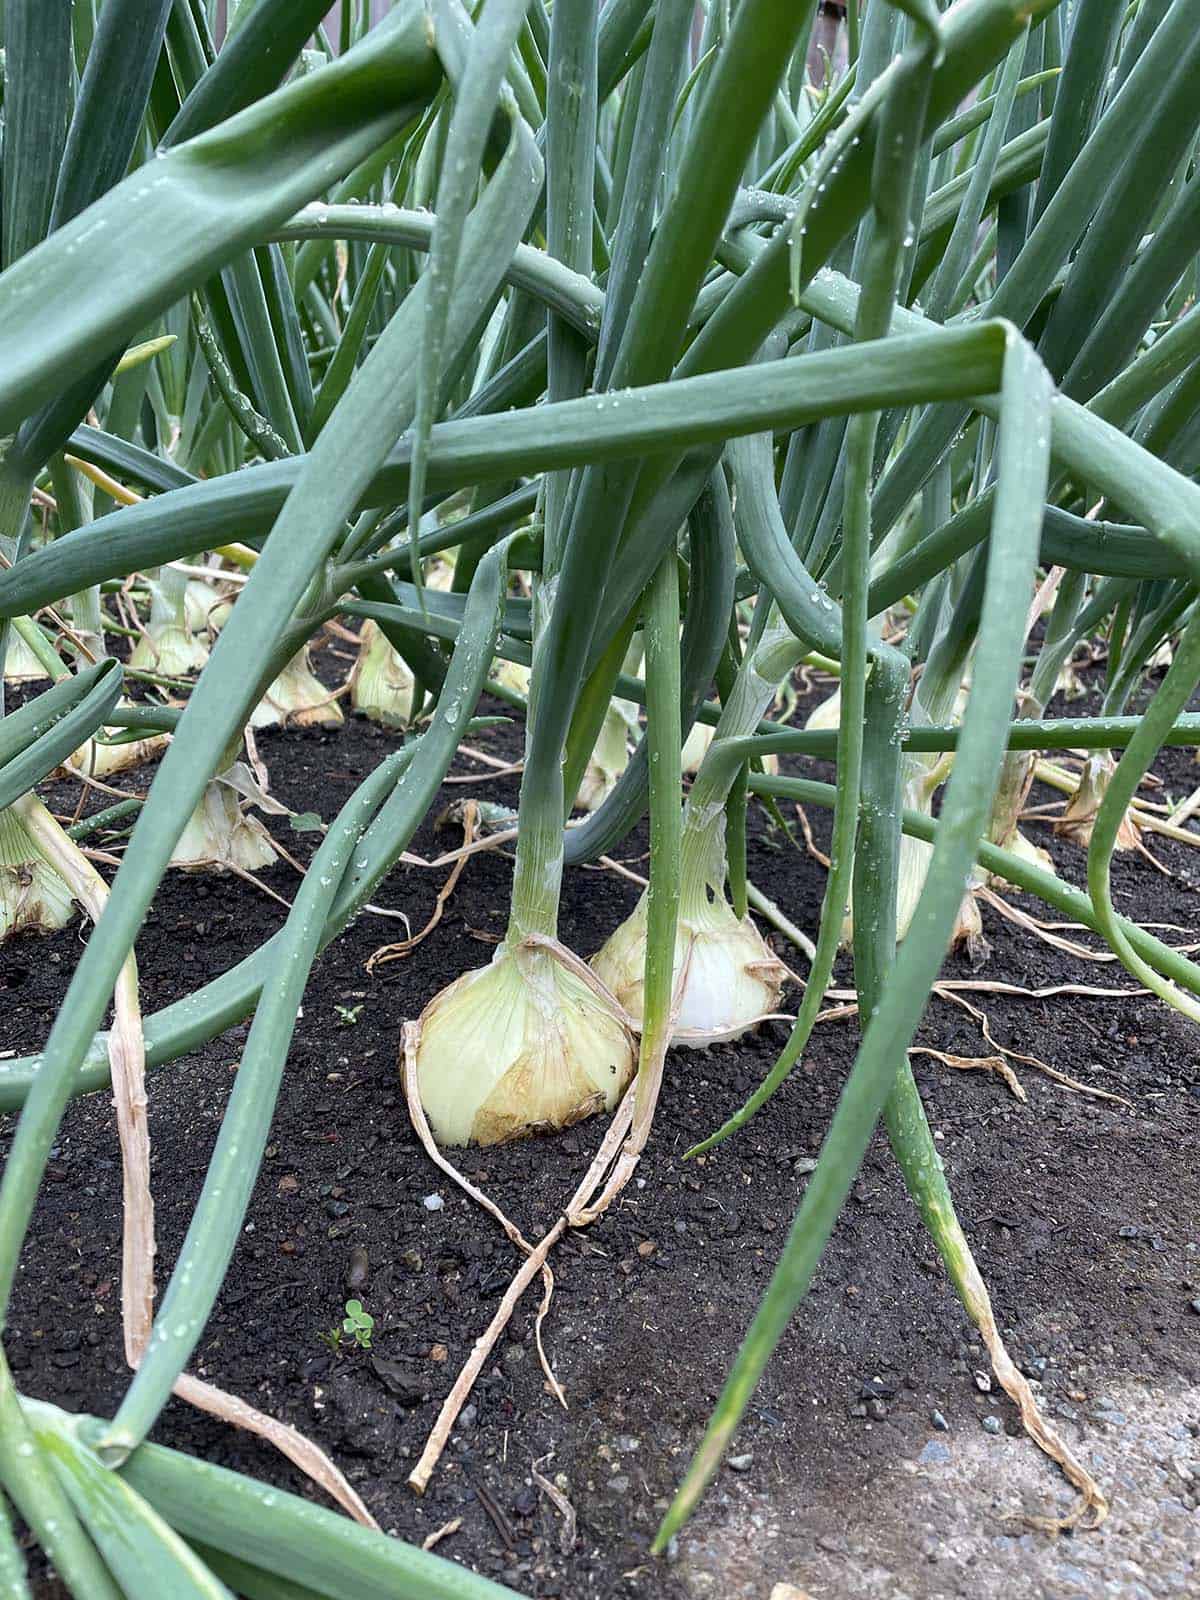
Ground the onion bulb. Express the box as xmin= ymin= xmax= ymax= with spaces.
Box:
xmin=680 ymin=718 xmax=778 ymax=777
xmin=66 ymin=720 xmax=168 ymax=780
xmin=574 ymin=702 xmax=631 ymax=812
xmin=170 ymin=761 xmax=284 ymax=873
xmin=0 ymin=806 xmax=76 ymax=940
xmin=185 ymin=578 xmax=227 ymax=634
xmin=3 ymin=627 xmax=50 ymax=684
xmin=250 ymin=645 xmax=343 ymax=730
xmin=804 ymin=684 xmax=841 ymax=730
xmin=592 ymin=821 xmax=787 ymax=1046
xmin=130 ymin=571 xmax=209 ymax=677
xmin=1055 ymin=753 xmax=1140 ymax=850
xmin=410 ymin=937 xmax=635 ymax=1147
xmin=349 ymin=620 xmax=416 ymax=729
xmin=489 ymin=656 xmax=531 ymax=698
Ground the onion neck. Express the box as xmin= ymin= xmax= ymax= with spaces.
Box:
xmin=681 ymin=608 xmax=805 ymax=926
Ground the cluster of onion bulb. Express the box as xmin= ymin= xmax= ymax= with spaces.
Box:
xmin=412 ymin=612 xmax=799 ymax=1148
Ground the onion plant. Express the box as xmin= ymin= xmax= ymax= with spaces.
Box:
xmin=0 ymin=0 xmax=1199 ymax=1591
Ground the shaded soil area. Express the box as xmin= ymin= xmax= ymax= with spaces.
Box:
xmin=2 ymin=660 xmax=1198 ymax=1597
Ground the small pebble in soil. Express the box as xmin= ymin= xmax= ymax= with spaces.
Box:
xmin=346 ymin=1246 xmax=369 ymax=1290
xmin=981 ymin=1416 xmax=1003 ymax=1436
xmin=1189 ymin=1298 xmax=1200 ymax=1315
xmin=423 ymin=1192 xmax=444 ymax=1211
xmin=726 ymin=1453 xmax=753 ymax=1472
xmin=973 ymin=1370 xmax=992 ymax=1392
xmin=931 ymin=1410 xmax=949 ymax=1432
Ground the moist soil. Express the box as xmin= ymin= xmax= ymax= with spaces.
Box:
xmin=2 ymin=655 xmax=1198 ymax=1598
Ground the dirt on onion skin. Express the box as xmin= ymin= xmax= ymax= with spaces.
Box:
xmin=2 ymin=667 xmax=1198 ymax=1599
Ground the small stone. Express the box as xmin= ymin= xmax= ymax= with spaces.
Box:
xmin=422 ymin=1193 xmax=444 ymax=1211
xmin=430 ymin=1343 xmax=448 ymax=1363
xmin=278 ymin=1175 xmax=300 ymax=1195
xmin=636 ymin=1240 xmax=656 ymax=1257
xmin=402 ymin=1248 xmax=422 ymax=1272
xmin=608 ymin=1475 xmax=630 ymax=1494
xmin=345 ymin=1246 xmax=369 ymax=1291
xmin=860 ymin=1378 xmax=896 ymax=1399
xmin=931 ymin=1410 xmax=949 ymax=1432
xmin=673 ymin=1219 xmax=687 ymax=1236
xmin=460 ymin=1404 xmax=477 ymax=1427
xmin=794 ymin=1157 xmax=818 ymax=1174
xmin=973 ymin=1370 xmax=992 ymax=1393
xmin=1117 ymin=1224 xmax=1139 ymax=1239
xmin=849 ymin=1403 xmax=868 ymax=1418
xmin=866 ymin=1398 xmax=887 ymax=1420
xmin=1189 ymin=1298 xmax=1200 ymax=1315
xmin=919 ymin=1440 xmax=951 ymax=1466
xmin=726 ymin=1453 xmax=753 ymax=1472
xmin=981 ymin=1415 xmax=1003 ymax=1436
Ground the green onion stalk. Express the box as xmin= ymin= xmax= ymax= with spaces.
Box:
xmin=985 ymin=565 xmax=1084 ymax=870
xmin=592 ymin=602 xmax=795 ymax=1045
xmin=853 ymin=651 xmax=1107 ymax=1529
xmin=887 ymin=560 xmax=989 ymax=959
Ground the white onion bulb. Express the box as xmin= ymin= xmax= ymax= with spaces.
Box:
xmin=592 ymin=888 xmax=787 ymax=1047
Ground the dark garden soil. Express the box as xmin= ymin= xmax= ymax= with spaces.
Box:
xmin=3 ymin=654 xmax=1199 ymax=1598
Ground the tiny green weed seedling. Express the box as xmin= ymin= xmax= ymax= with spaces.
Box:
xmin=342 ymin=1299 xmax=374 ymax=1350
xmin=334 ymin=1003 xmax=364 ymax=1027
